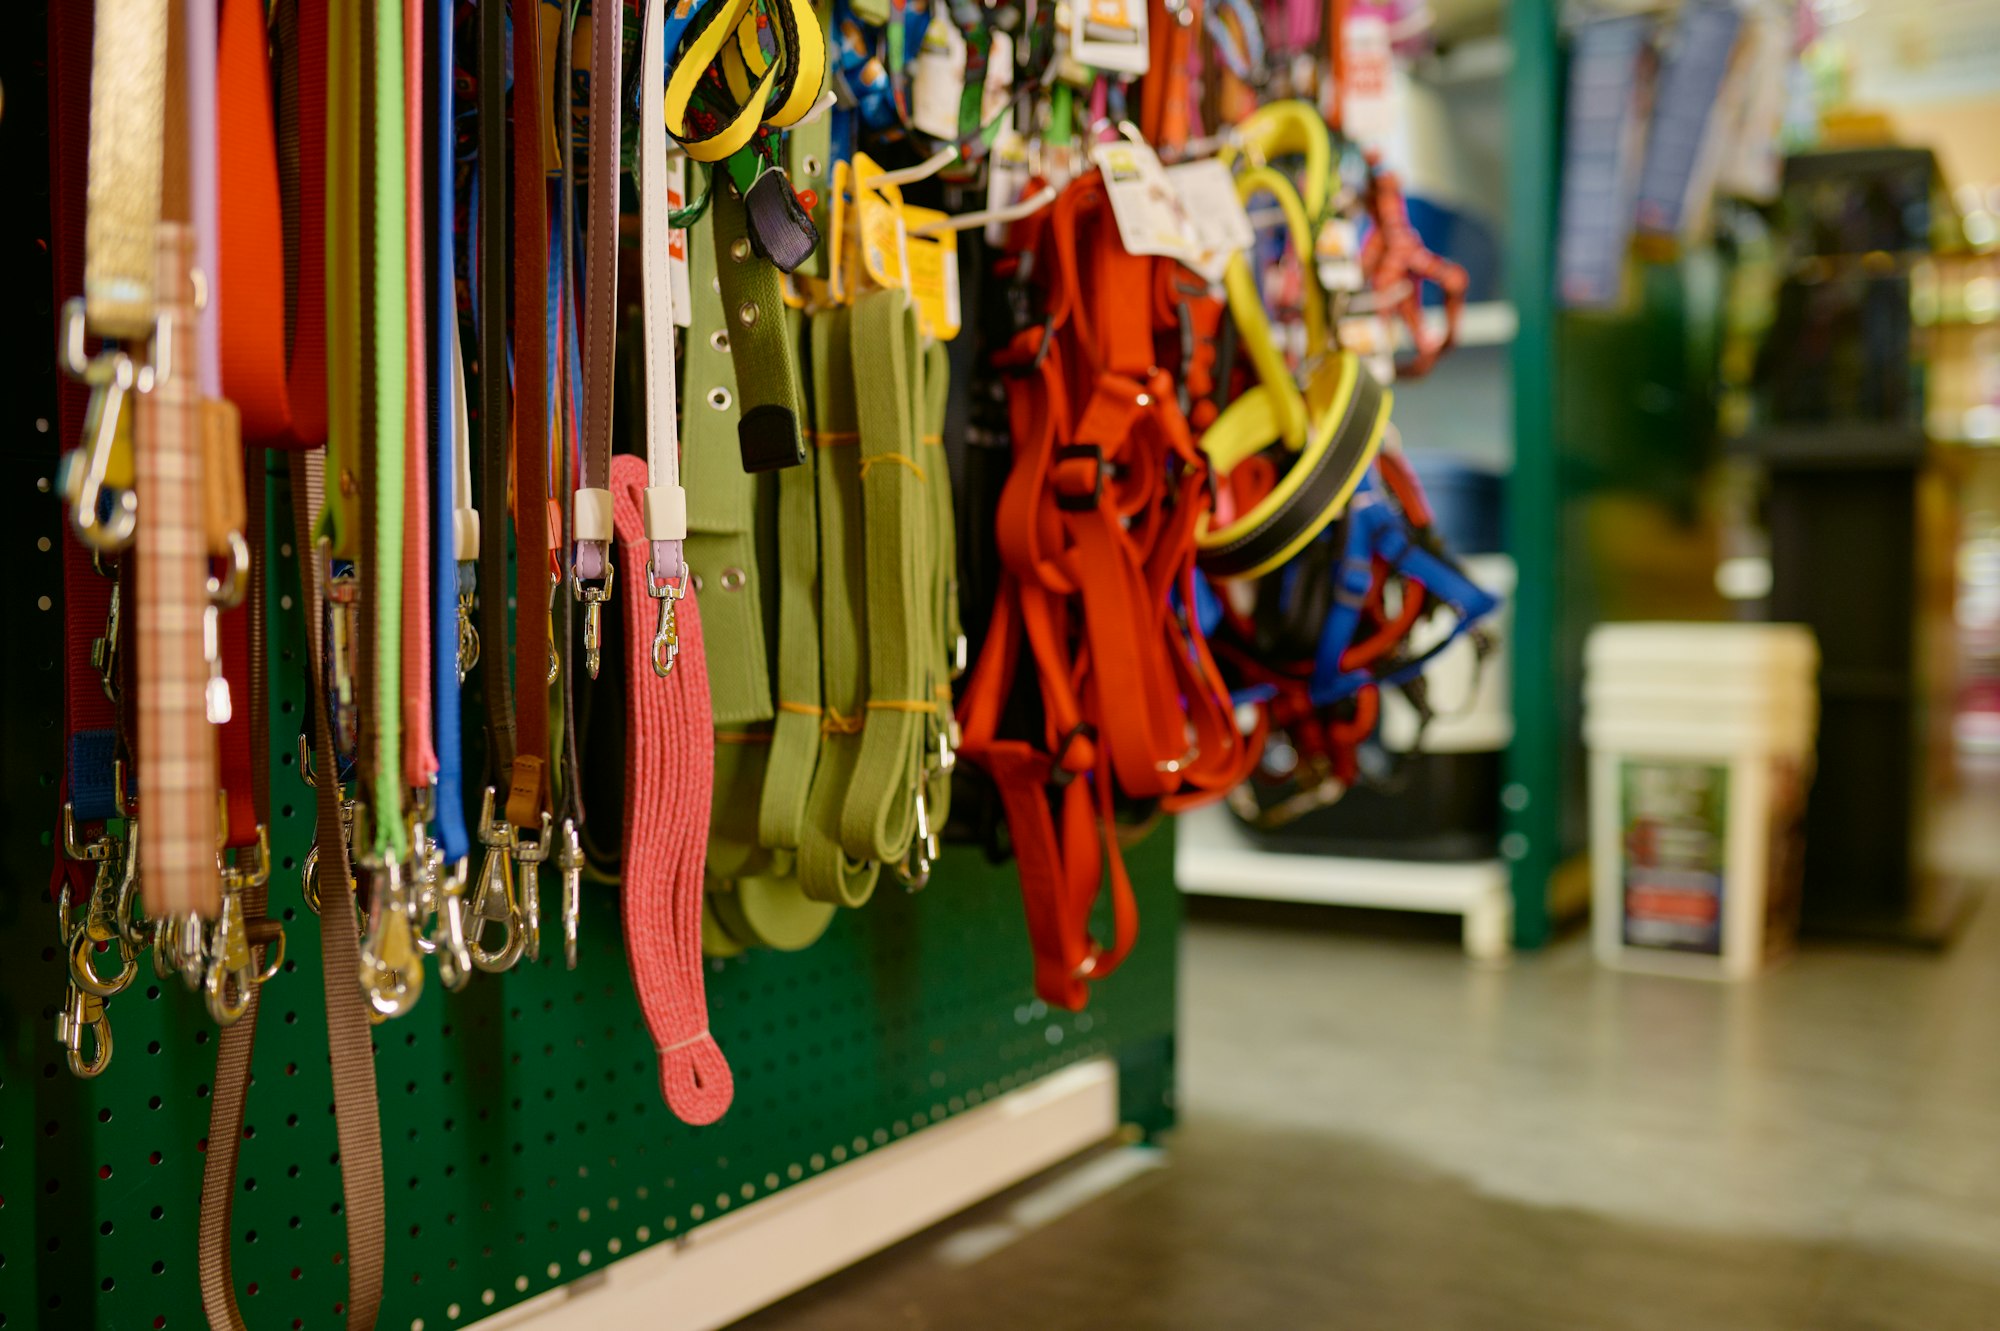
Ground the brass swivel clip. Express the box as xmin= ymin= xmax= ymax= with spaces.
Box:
xmin=895 ymin=787 xmax=936 ymax=892
xmin=55 ymin=981 xmax=113 ymax=1079
xmin=574 ymin=563 xmax=615 ymax=680
xmin=511 ymin=810 xmax=553 ymax=964
xmin=467 ymin=788 xmax=527 ymax=973
xmin=62 ymin=804 xmax=140 ymax=999
xmin=456 ymin=564 xmax=481 ymax=684
xmin=647 ymin=563 xmax=687 ymax=678
xmin=358 ymin=853 xmax=424 ymax=1022
xmin=432 ymin=855 xmax=475 ymax=991
xmin=205 ymin=827 xmax=277 ymax=1027
xmin=556 ymin=818 xmax=585 ymax=971
xmin=56 ymin=299 xmax=169 ymax=553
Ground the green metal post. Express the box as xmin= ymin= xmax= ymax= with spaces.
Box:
xmin=1504 ymin=0 xmax=1562 ymax=947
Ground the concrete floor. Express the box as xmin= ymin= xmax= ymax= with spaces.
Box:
xmin=740 ymin=885 xmax=2000 ymax=1330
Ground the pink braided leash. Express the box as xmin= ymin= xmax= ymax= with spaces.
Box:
xmin=611 ymin=455 xmax=734 ymax=1124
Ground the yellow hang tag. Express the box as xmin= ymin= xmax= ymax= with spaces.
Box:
xmin=828 ymin=159 xmax=856 ymax=306
xmin=851 ymin=152 xmax=908 ymax=294
xmin=900 ymin=205 xmax=962 ymax=342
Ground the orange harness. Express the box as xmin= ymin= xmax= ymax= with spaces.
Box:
xmin=958 ymin=176 xmax=1259 ymax=1011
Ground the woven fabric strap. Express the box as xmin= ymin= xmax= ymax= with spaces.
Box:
xmin=508 ymin=0 xmax=550 ymax=827
xmin=795 ymin=307 xmax=876 ymax=908
xmin=572 ymin=0 xmax=622 ymax=585
xmin=752 ymin=304 xmax=822 ymax=853
xmin=475 ymin=0 xmax=517 ymax=776
xmin=712 ymin=184 xmax=808 ymax=473
xmin=399 ymin=0 xmax=436 ymax=794
xmin=363 ymin=0 xmax=410 ymax=859
xmin=839 ymin=291 xmax=932 ymax=865
xmin=136 ymin=222 xmax=220 ymax=918
xmin=637 ymin=0 xmax=689 ymax=584
xmin=427 ymin=0 xmax=469 ymax=862
xmin=197 ymin=453 xmax=388 ymax=1331
xmin=611 ymin=455 xmax=734 ymax=1124
xmin=84 ymin=0 xmax=170 ymax=339
xmin=957 ymin=175 xmax=1252 ymax=1009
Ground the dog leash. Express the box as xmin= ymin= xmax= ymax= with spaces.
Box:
xmin=570 ymin=0 xmax=624 ymax=678
xmin=610 ymin=454 xmax=735 ymax=1124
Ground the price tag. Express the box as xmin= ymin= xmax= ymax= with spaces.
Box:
xmin=1315 ymin=216 xmax=1364 ymax=294
xmin=902 ymin=205 xmax=963 ymax=341
xmin=986 ymin=128 xmax=1031 ymax=246
xmin=1072 ymin=0 xmax=1150 ymax=75
xmin=851 ymin=152 xmax=909 ymax=294
xmin=911 ymin=17 xmax=968 ymax=141
xmin=1341 ymin=7 xmax=1394 ymax=151
xmin=1093 ymin=138 xmax=1196 ymax=262
xmin=1166 ymin=158 xmax=1255 ymax=284
xmin=666 ymin=156 xmax=691 ymax=327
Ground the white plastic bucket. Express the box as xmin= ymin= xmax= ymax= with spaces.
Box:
xmin=1586 ymin=623 xmax=1819 ymax=980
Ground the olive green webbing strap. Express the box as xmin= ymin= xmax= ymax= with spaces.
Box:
xmin=921 ymin=338 xmax=958 ymax=831
xmin=838 ymin=291 xmax=930 ymax=865
xmin=795 ymin=306 xmax=877 ymax=907
xmin=685 ymin=216 xmax=775 ymax=882
xmin=683 ymin=220 xmax=771 ymax=727
xmin=713 ymin=184 xmax=808 ymax=473
xmin=755 ymin=315 xmax=825 ymax=854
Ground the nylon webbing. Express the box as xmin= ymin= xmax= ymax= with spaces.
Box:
xmin=508 ymin=0 xmax=550 ymax=828
xmin=286 ymin=453 xmax=385 ymax=1331
xmin=712 ymin=184 xmax=808 ymax=473
xmin=611 ymin=454 xmax=734 ymax=1124
xmin=476 ymin=0 xmax=516 ymax=778
xmin=571 ymin=0 xmax=622 ymax=591
xmin=752 ymin=320 xmax=821 ymax=850
xmin=839 ymin=291 xmax=929 ymax=866
xmin=795 ymin=307 xmax=876 ymax=908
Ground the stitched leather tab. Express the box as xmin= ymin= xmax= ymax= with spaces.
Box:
xmin=504 ymin=754 xmax=546 ymax=828
xmin=738 ymin=403 xmax=807 ymax=473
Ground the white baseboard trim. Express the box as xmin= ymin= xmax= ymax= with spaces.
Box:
xmin=467 ymin=1058 xmax=1122 ymax=1331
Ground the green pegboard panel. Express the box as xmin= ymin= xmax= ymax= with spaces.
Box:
xmin=1 ymin=444 xmax=1177 ymax=1331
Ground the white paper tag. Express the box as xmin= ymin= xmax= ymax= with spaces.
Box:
xmin=987 ymin=128 xmax=1031 ymax=247
xmin=1094 ymin=138 xmax=1197 ymax=261
xmin=1072 ymin=0 xmax=1150 ymax=75
xmin=1166 ymin=158 xmax=1255 ymax=284
xmin=1315 ymin=216 xmax=1364 ymax=294
xmin=981 ymin=30 xmax=1015 ymax=127
xmin=666 ymin=155 xmax=692 ymax=327
xmin=911 ymin=16 xmax=968 ymax=141
xmin=1341 ymin=10 xmax=1395 ymax=152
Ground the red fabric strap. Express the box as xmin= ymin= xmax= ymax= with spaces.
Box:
xmin=610 ymin=455 xmax=733 ymax=1126
xmin=959 ymin=175 xmax=1248 ymax=1011
xmin=215 ymin=0 xmax=327 ymax=449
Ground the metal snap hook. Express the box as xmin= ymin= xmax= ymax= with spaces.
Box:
xmin=467 ymin=789 xmax=526 ymax=974
xmin=358 ymin=856 xmax=425 ymax=1022
xmin=56 ymin=982 xmax=113 ymax=1079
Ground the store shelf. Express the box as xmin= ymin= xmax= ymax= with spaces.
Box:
xmin=1174 ymin=803 xmax=1513 ymax=959
xmin=471 ymin=1060 xmax=1121 ymax=1331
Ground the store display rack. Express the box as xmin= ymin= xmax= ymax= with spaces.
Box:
xmin=0 ymin=460 xmax=1179 ymax=1331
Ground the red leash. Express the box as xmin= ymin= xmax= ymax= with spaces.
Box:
xmin=611 ymin=455 xmax=733 ymax=1126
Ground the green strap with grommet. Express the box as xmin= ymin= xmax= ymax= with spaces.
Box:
xmin=838 ymin=291 xmax=930 ymax=869
xmin=684 ymin=220 xmax=772 ymax=728
xmin=796 ymin=306 xmax=878 ymax=908
xmin=713 ymin=184 xmax=809 ymax=472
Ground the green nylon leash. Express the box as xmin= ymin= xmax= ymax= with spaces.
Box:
xmin=796 ymin=306 xmax=877 ymax=908
xmin=839 ymin=291 xmax=929 ymax=872
xmin=369 ymin=0 xmax=408 ymax=858
xmin=756 ymin=312 xmax=825 ymax=853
